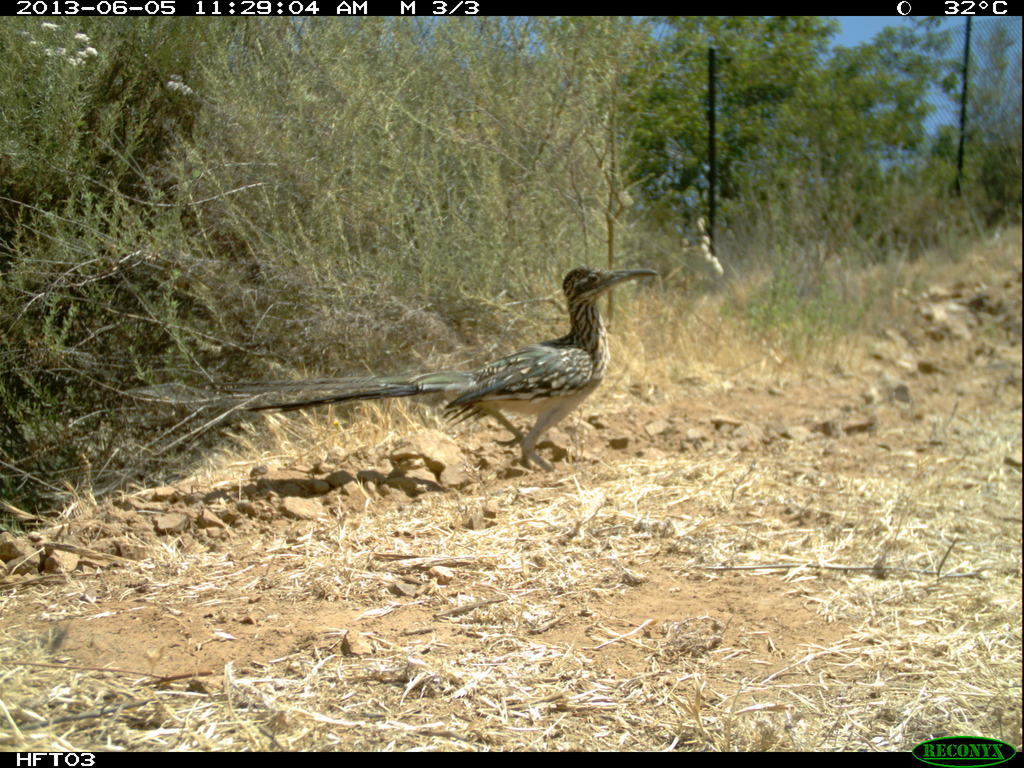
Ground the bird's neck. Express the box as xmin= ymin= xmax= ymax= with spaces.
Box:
xmin=567 ymin=300 xmax=610 ymax=378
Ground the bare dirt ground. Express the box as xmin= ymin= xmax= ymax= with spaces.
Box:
xmin=1 ymin=240 xmax=1021 ymax=751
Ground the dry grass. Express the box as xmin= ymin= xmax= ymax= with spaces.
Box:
xmin=1 ymin=230 xmax=1020 ymax=751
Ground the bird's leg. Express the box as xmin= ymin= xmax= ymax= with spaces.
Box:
xmin=490 ymin=411 xmax=524 ymax=446
xmin=520 ymin=399 xmax=579 ymax=472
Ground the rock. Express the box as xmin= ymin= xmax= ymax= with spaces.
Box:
xmin=733 ymin=422 xmax=764 ymax=444
xmin=587 ymin=415 xmax=609 ymax=430
xmin=895 ymin=357 xmax=918 ymax=374
xmin=235 ymin=500 xmax=257 ymax=516
xmin=115 ymin=540 xmax=150 ymax=560
xmin=429 ymin=565 xmax=455 ymax=584
xmin=0 ymin=533 xmax=31 ymax=562
xmin=917 ymin=360 xmax=944 ymax=375
xmin=920 ymin=301 xmax=973 ymax=341
xmin=862 ymin=386 xmax=881 ymax=405
xmin=843 ymin=418 xmax=878 ymax=435
xmin=536 ymin=439 xmax=568 ymax=464
xmin=1005 ymin=450 xmax=1022 ymax=470
xmin=498 ymin=465 xmax=529 ymax=479
xmin=608 ymin=436 xmax=630 ymax=450
xmin=279 ymin=497 xmax=322 ymax=520
xmin=196 ymin=510 xmax=228 ymax=529
xmin=0 ymin=534 xmax=41 ymax=574
xmin=814 ymin=420 xmax=843 ymax=438
xmin=711 ymin=414 xmax=742 ymax=431
xmin=390 ymin=431 xmax=468 ymax=488
xmin=385 ymin=468 xmax=443 ymax=497
xmin=356 ymin=469 xmax=389 ymax=486
xmin=645 ymin=418 xmax=671 ymax=437
xmin=782 ymin=425 xmax=812 ymax=442
xmin=684 ymin=427 xmax=709 ymax=442
xmin=257 ymin=470 xmax=332 ymax=497
xmin=325 ymin=470 xmax=356 ymax=489
xmin=154 ymin=513 xmax=190 ymax=535
xmin=104 ymin=505 xmax=137 ymax=522
xmin=463 ymin=511 xmax=493 ymax=530
xmin=342 ymin=630 xmax=373 ymax=656
xmin=42 ymin=549 xmax=79 ymax=574
xmin=388 ymin=580 xmax=421 ymax=598
xmin=880 ymin=374 xmax=912 ymax=404
xmin=143 ymin=486 xmax=179 ymax=503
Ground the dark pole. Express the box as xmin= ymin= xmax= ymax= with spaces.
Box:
xmin=707 ymin=46 xmax=717 ymax=256
xmin=955 ymin=17 xmax=972 ymax=197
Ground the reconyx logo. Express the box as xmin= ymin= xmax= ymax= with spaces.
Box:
xmin=912 ymin=737 xmax=1016 ymax=767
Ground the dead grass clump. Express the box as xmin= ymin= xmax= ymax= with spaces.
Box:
xmin=1 ymin=231 xmax=1020 ymax=751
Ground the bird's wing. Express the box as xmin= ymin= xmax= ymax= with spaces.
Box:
xmin=445 ymin=343 xmax=593 ymax=412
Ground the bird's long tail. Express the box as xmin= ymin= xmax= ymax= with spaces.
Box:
xmin=232 ymin=371 xmax=476 ymax=412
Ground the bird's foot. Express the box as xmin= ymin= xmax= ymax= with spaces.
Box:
xmin=521 ymin=449 xmax=554 ymax=472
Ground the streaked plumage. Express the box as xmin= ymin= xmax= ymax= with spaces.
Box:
xmin=247 ymin=267 xmax=656 ymax=470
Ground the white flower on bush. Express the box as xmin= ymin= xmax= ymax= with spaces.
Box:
xmin=166 ymin=74 xmax=194 ymax=96
xmin=40 ymin=22 xmax=59 ymax=30
xmin=74 ymin=32 xmax=90 ymax=42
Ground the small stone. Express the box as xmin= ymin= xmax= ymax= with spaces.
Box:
xmin=385 ymin=468 xmax=443 ymax=497
xmin=429 ymin=565 xmax=455 ymax=584
xmin=843 ymin=418 xmax=878 ymax=435
xmin=711 ymin=415 xmax=742 ymax=431
xmin=388 ymin=580 xmax=421 ymax=598
xmin=498 ymin=466 xmax=529 ymax=479
xmin=734 ymin=423 xmax=764 ymax=444
xmin=235 ymin=500 xmax=256 ymax=516
xmin=196 ymin=510 xmax=227 ymax=529
xmin=0 ymin=534 xmax=42 ymax=574
xmin=782 ymin=425 xmax=812 ymax=442
xmin=115 ymin=539 xmax=149 ymax=560
xmin=342 ymin=630 xmax=373 ymax=656
xmin=280 ymin=497 xmax=322 ymax=520
xmin=154 ymin=513 xmax=190 ymax=535
xmin=645 ymin=419 xmax=671 ymax=437
xmin=145 ymin=486 xmax=179 ymax=503
xmin=880 ymin=375 xmax=912 ymax=403
xmin=813 ymin=420 xmax=842 ymax=438
xmin=608 ymin=436 xmax=630 ymax=450
xmin=463 ymin=511 xmax=492 ymax=530
xmin=42 ymin=549 xmax=80 ymax=574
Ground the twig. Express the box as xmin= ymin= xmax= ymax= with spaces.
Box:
xmin=590 ymin=619 xmax=654 ymax=650
xmin=730 ymin=461 xmax=757 ymax=503
xmin=17 ymin=699 xmax=155 ymax=732
xmin=3 ymin=660 xmax=214 ymax=681
xmin=696 ymin=561 xmax=983 ymax=579
xmin=935 ymin=538 xmax=958 ymax=578
xmin=435 ymin=597 xmax=507 ymax=618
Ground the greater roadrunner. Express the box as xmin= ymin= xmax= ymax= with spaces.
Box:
xmin=245 ymin=267 xmax=656 ymax=470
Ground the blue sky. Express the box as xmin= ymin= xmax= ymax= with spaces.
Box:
xmin=834 ymin=16 xmax=919 ymax=48
xmin=833 ymin=16 xmax=968 ymax=49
